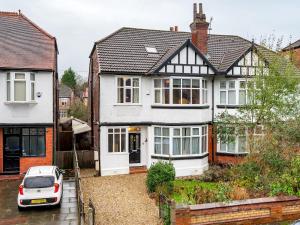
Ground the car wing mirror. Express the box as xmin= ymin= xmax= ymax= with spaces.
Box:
xmin=59 ymin=169 xmax=65 ymax=175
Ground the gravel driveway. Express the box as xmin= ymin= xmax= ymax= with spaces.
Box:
xmin=81 ymin=170 xmax=161 ymax=225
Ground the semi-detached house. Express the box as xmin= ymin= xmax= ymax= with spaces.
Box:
xmin=88 ymin=3 xmax=271 ymax=176
xmin=0 ymin=11 xmax=58 ymax=174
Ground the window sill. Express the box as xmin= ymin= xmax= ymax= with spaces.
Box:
xmin=151 ymin=153 xmax=208 ymax=160
xmin=106 ymin=152 xmax=128 ymax=155
xmin=4 ymin=101 xmax=38 ymax=105
xmin=113 ymin=104 xmax=142 ymax=106
xmin=216 ymin=152 xmax=248 ymax=156
xmin=151 ymin=105 xmax=209 ymax=109
xmin=21 ymin=155 xmax=46 ymax=158
xmin=216 ymin=105 xmax=245 ymax=109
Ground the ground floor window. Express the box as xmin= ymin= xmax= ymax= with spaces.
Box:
xmin=108 ymin=128 xmax=126 ymax=153
xmin=4 ymin=127 xmax=46 ymax=157
xmin=154 ymin=125 xmax=208 ymax=156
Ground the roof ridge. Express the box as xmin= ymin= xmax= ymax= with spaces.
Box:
xmin=95 ymin=27 xmax=127 ymax=44
xmin=19 ymin=12 xmax=55 ymax=40
xmin=0 ymin=11 xmax=19 ymax=16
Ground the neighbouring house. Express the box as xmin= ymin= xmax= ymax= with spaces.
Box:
xmin=0 ymin=11 xmax=58 ymax=174
xmin=59 ymin=84 xmax=74 ymax=118
xmin=282 ymin=39 xmax=300 ymax=68
xmin=82 ymin=87 xmax=88 ymax=106
xmin=88 ymin=3 xmax=272 ymax=176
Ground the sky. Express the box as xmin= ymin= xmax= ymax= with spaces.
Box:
xmin=1 ymin=0 xmax=300 ymax=79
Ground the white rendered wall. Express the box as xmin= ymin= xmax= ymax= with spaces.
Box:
xmin=0 ymin=71 xmax=53 ymax=124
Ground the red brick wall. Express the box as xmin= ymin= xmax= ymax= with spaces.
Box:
xmin=19 ymin=127 xmax=53 ymax=174
xmin=174 ymin=196 xmax=300 ymax=225
xmin=0 ymin=128 xmax=3 ymax=173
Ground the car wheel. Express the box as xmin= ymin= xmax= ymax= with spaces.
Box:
xmin=18 ymin=206 xmax=24 ymax=211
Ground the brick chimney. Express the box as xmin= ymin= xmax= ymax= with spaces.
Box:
xmin=190 ymin=3 xmax=209 ymax=54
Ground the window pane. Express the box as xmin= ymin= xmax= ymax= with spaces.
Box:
xmin=228 ymin=90 xmax=236 ymax=104
xmin=239 ymin=90 xmax=246 ymax=105
xmin=228 ymin=138 xmax=236 ymax=153
xmin=154 ymin=127 xmax=161 ymax=136
xmin=125 ymin=89 xmax=131 ymax=103
xmin=154 ymin=137 xmax=161 ymax=154
xmin=238 ymin=136 xmax=246 ymax=153
xmin=14 ymin=81 xmax=26 ymax=101
xmin=202 ymin=90 xmax=208 ymax=104
xmin=192 ymin=79 xmax=200 ymax=88
xmin=162 ymin=128 xmax=169 ymax=136
xmin=182 ymin=79 xmax=191 ymax=88
xmin=192 ymin=137 xmax=200 ymax=154
xmin=31 ymin=83 xmax=35 ymax=100
xmin=133 ymin=88 xmax=139 ymax=103
xmin=202 ymin=135 xmax=207 ymax=153
xmin=7 ymin=81 xmax=10 ymax=101
xmin=173 ymin=79 xmax=181 ymax=88
xmin=182 ymin=138 xmax=190 ymax=155
xmin=154 ymin=79 xmax=161 ymax=88
xmin=108 ymin=134 xmax=113 ymax=152
xmin=220 ymin=139 xmax=227 ymax=152
xmin=193 ymin=128 xmax=199 ymax=135
xmin=155 ymin=90 xmax=161 ymax=103
xmin=162 ymin=138 xmax=169 ymax=155
xmin=173 ymin=138 xmax=181 ymax=155
xmin=162 ymin=89 xmax=169 ymax=104
xmin=173 ymin=128 xmax=180 ymax=136
xmin=37 ymin=136 xmax=45 ymax=156
xmin=30 ymin=136 xmax=38 ymax=156
xmin=229 ymin=81 xmax=235 ymax=89
xmin=22 ymin=136 xmax=30 ymax=156
xmin=192 ymin=89 xmax=200 ymax=104
xmin=22 ymin=128 xmax=30 ymax=135
xmin=220 ymin=81 xmax=226 ymax=89
xmin=182 ymin=128 xmax=191 ymax=136
xmin=121 ymin=134 xmax=126 ymax=152
xmin=108 ymin=129 xmax=113 ymax=133
xmin=15 ymin=73 xmax=25 ymax=79
xmin=182 ymin=89 xmax=191 ymax=104
xmin=114 ymin=133 xmax=120 ymax=152
xmin=118 ymin=88 xmax=124 ymax=103
xmin=30 ymin=73 xmax=35 ymax=81
xmin=133 ymin=78 xmax=139 ymax=87
xmin=7 ymin=73 xmax=10 ymax=80
xmin=118 ymin=78 xmax=124 ymax=87
xmin=163 ymin=79 xmax=170 ymax=88
xmin=220 ymin=91 xmax=226 ymax=104
xmin=30 ymin=128 xmax=38 ymax=135
xmin=173 ymin=89 xmax=181 ymax=104
xmin=125 ymin=78 xmax=131 ymax=86
xmin=202 ymin=80 xmax=207 ymax=88
xmin=240 ymin=81 xmax=246 ymax=89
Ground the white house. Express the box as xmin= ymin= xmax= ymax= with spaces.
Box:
xmin=88 ymin=3 xmax=271 ymax=176
xmin=0 ymin=11 xmax=58 ymax=174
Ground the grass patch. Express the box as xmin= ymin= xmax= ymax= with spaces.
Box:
xmin=172 ymin=179 xmax=218 ymax=204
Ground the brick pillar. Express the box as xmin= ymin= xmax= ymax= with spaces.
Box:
xmin=0 ymin=128 xmax=3 ymax=173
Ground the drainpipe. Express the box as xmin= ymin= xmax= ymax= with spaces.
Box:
xmin=211 ymin=77 xmax=215 ymax=163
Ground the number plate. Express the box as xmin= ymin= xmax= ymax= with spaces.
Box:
xmin=31 ymin=199 xmax=46 ymax=204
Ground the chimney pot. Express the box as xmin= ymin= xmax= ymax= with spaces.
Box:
xmin=170 ymin=27 xmax=174 ymax=32
xmin=174 ymin=26 xmax=178 ymax=32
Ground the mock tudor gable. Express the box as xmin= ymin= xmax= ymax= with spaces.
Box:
xmin=155 ymin=40 xmax=215 ymax=75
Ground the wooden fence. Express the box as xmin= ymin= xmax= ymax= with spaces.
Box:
xmin=57 ymin=150 xmax=94 ymax=169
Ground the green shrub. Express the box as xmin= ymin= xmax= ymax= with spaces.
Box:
xmin=200 ymin=165 xmax=233 ymax=182
xmin=146 ymin=162 xmax=175 ymax=193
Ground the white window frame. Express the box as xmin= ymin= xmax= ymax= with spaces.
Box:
xmin=116 ymin=76 xmax=141 ymax=105
xmin=219 ymin=79 xmax=248 ymax=105
xmin=6 ymin=71 xmax=37 ymax=103
xmin=218 ymin=127 xmax=248 ymax=154
xmin=153 ymin=77 xmax=209 ymax=106
xmin=107 ymin=127 xmax=127 ymax=154
xmin=153 ymin=125 xmax=208 ymax=157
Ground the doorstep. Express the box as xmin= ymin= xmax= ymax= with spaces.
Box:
xmin=129 ymin=166 xmax=147 ymax=174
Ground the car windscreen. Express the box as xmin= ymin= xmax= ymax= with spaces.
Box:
xmin=24 ymin=176 xmax=55 ymax=188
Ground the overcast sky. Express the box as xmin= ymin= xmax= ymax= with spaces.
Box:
xmin=1 ymin=0 xmax=299 ymax=79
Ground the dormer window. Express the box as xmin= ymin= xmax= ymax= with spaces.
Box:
xmin=145 ymin=46 xmax=158 ymax=54
xmin=6 ymin=72 xmax=36 ymax=103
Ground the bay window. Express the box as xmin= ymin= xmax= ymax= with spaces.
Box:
xmin=117 ymin=77 xmax=140 ymax=104
xmin=6 ymin=72 xmax=36 ymax=102
xmin=108 ymin=128 xmax=126 ymax=153
xmin=219 ymin=80 xmax=248 ymax=105
xmin=154 ymin=78 xmax=208 ymax=105
xmin=154 ymin=126 xmax=208 ymax=156
xmin=219 ymin=127 xmax=247 ymax=154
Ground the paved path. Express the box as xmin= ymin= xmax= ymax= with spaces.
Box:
xmin=81 ymin=171 xmax=161 ymax=225
xmin=0 ymin=179 xmax=78 ymax=225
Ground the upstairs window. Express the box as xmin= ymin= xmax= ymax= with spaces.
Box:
xmin=117 ymin=77 xmax=140 ymax=104
xmin=154 ymin=78 xmax=208 ymax=105
xmin=6 ymin=72 xmax=36 ymax=102
xmin=219 ymin=80 xmax=248 ymax=105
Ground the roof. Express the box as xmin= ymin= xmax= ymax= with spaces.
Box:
xmin=0 ymin=11 xmax=57 ymax=71
xmin=59 ymin=84 xmax=73 ymax=98
xmin=27 ymin=166 xmax=55 ymax=176
xmin=282 ymin=39 xmax=300 ymax=51
xmin=93 ymin=27 xmax=254 ymax=74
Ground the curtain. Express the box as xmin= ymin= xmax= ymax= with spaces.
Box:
xmin=173 ymin=138 xmax=181 ymax=155
xmin=14 ymin=81 xmax=26 ymax=101
xmin=192 ymin=137 xmax=199 ymax=154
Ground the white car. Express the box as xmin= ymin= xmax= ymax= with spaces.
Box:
xmin=18 ymin=166 xmax=63 ymax=209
